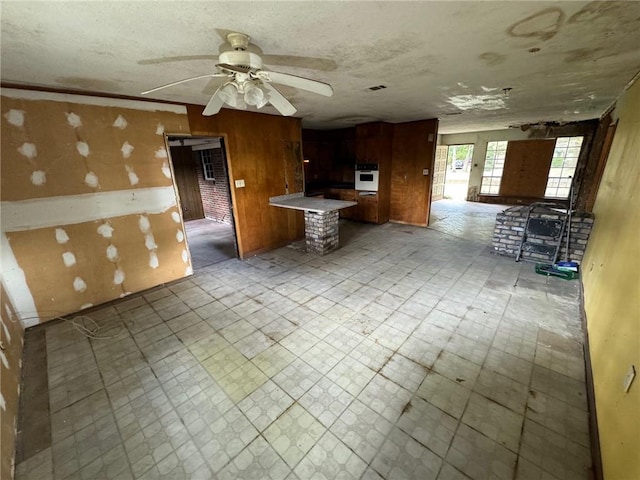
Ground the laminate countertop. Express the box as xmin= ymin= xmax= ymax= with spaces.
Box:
xmin=269 ymin=193 xmax=357 ymax=213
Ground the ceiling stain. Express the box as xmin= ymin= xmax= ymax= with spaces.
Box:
xmin=56 ymin=77 xmax=121 ymax=91
xmin=564 ymin=48 xmax=603 ymax=64
xmin=568 ymin=1 xmax=625 ymax=24
xmin=479 ymin=52 xmax=507 ymax=67
xmin=507 ymin=7 xmax=565 ymax=41
xmin=447 ymin=94 xmax=506 ymax=111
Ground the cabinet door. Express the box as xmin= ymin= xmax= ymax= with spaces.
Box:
xmin=357 ymin=195 xmax=378 ymax=223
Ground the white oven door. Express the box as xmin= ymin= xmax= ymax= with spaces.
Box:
xmin=355 ymin=171 xmax=379 ymax=191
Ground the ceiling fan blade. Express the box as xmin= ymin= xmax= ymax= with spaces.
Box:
xmin=259 ymin=71 xmax=333 ymax=97
xmin=262 ymin=83 xmax=297 ymax=116
xmin=141 ymin=73 xmax=229 ymax=95
xmin=202 ymin=84 xmax=226 ymax=116
xmin=261 ymin=54 xmax=338 ymax=72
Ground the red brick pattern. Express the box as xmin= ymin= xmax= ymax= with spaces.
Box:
xmin=195 ymin=148 xmax=232 ymax=224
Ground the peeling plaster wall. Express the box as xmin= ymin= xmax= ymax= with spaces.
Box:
xmin=1 ymin=89 xmax=191 ymax=325
xmin=582 ymin=78 xmax=640 ymax=480
xmin=0 ymin=283 xmax=24 ymax=480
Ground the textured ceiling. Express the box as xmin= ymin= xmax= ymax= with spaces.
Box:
xmin=1 ymin=1 xmax=639 ymax=133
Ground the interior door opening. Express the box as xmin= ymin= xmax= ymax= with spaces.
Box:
xmin=167 ymin=135 xmax=238 ymax=269
xmin=443 ymin=144 xmax=474 ymax=201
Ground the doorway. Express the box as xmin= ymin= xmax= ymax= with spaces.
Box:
xmin=167 ymin=135 xmax=238 ymax=269
xmin=443 ymin=144 xmax=474 ymax=200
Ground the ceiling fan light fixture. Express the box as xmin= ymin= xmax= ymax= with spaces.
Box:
xmin=219 ymin=83 xmax=239 ymax=105
xmin=244 ymin=82 xmax=266 ymax=107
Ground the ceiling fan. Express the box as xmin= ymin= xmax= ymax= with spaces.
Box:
xmin=141 ymin=32 xmax=333 ymax=116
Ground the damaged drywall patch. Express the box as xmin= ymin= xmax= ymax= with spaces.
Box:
xmin=447 ymin=94 xmax=506 ymax=111
xmin=106 ymin=244 xmax=119 ymax=262
xmin=113 ymin=269 xmax=125 ymax=285
xmin=4 ymin=109 xmax=25 ymax=127
xmin=30 ymin=170 xmax=46 ymax=186
xmin=121 ymin=141 xmax=134 ymax=158
xmin=161 ymin=162 xmax=172 ymax=179
xmin=62 ymin=252 xmax=76 ymax=267
xmin=97 ymin=223 xmax=114 ymax=238
xmin=112 ymin=115 xmax=128 ymax=129
xmin=73 ymin=276 xmax=87 ymax=292
xmin=2 ymin=187 xmax=178 ymax=232
xmin=17 ymin=142 xmax=37 ymax=160
xmin=76 ymin=141 xmax=90 ymax=157
xmin=65 ymin=112 xmax=82 ymax=128
xmin=84 ymin=171 xmax=99 ymax=188
xmin=0 ymin=235 xmax=38 ymax=327
xmin=125 ymin=165 xmax=139 ymax=186
xmin=55 ymin=228 xmax=69 ymax=244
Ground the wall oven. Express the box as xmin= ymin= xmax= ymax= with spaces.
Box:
xmin=355 ymin=163 xmax=379 ymax=191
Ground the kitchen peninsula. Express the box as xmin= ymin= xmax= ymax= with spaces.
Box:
xmin=269 ymin=193 xmax=357 ymax=255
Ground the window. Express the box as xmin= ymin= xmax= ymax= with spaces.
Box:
xmin=544 ymin=136 xmax=583 ymax=199
xmin=480 ymin=141 xmax=507 ymax=195
xmin=200 ymin=149 xmax=214 ymax=181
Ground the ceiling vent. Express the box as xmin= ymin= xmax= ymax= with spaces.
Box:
xmin=368 ymin=85 xmax=387 ymax=91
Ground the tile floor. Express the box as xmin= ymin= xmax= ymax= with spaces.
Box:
xmin=15 ymin=206 xmax=593 ymax=480
xmin=184 ymin=219 xmax=237 ymax=269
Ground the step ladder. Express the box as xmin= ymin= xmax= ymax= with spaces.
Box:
xmin=515 ymin=202 xmax=569 ymax=264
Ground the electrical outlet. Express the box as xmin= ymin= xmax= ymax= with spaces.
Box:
xmin=623 ymin=365 xmax=636 ymax=393
xmin=422 ymin=168 xmax=429 ymax=176
xmin=234 ymin=179 xmax=245 ymax=188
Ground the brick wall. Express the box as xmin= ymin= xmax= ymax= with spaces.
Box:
xmin=492 ymin=205 xmax=594 ymax=263
xmin=194 ymin=148 xmax=232 ymax=224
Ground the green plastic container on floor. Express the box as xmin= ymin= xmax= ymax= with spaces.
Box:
xmin=535 ymin=263 xmax=580 ymax=280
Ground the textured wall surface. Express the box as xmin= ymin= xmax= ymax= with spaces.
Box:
xmin=1 ymin=89 xmax=191 ymax=325
xmin=582 ymin=79 xmax=640 ymax=480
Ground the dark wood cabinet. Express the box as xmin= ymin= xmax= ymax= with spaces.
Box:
xmin=356 ymin=194 xmax=378 ymax=223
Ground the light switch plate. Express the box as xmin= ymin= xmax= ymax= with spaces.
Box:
xmin=623 ymin=365 xmax=636 ymax=393
xmin=423 ymin=168 xmax=429 ymax=176
xmin=234 ymin=179 xmax=245 ymax=188
xmin=428 ymin=133 xmax=434 ymax=142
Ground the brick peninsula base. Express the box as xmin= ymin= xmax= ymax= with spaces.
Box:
xmin=269 ymin=193 xmax=357 ymax=256
xmin=304 ymin=210 xmax=339 ymax=255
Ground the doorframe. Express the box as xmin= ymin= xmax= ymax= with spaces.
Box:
xmin=163 ymin=133 xmax=240 ymax=263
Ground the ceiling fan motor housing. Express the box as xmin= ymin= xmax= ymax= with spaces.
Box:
xmin=219 ymin=50 xmax=262 ymax=70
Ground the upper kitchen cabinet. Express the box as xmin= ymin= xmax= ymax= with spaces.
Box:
xmin=302 ymin=127 xmax=356 ymax=190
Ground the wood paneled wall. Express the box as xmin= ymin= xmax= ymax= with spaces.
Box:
xmin=500 ymin=139 xmax=556 ymax=198
xmin=390 ymin=119 xmax=439 ymax=226
xmin=188 ymin=107 xmax=304 ymax=258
